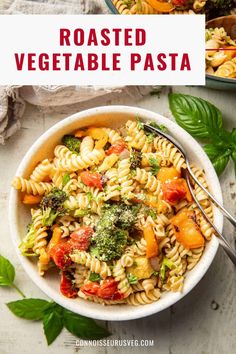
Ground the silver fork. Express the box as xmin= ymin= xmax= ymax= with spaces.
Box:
xmin=143 ymin=123 xmax=236 ymax=265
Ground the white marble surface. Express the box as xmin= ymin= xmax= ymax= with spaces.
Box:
xmin=0 ymin=86 xmax=235 ymax=354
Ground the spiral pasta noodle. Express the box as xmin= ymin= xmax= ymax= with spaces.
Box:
xmin=126 ymin=120 xmax=152 ymax=153
xmin=30 ymin=159 xmax=52 ymax=182
xmin=71 ymin=251 xmax=112 ymax=278
xmin=153 ymin=136 xmax=186 ymax=172
xmin=127 ymin=288 xmax=161 ymax=305
xmin=113 ymin=260 xmax=133 ymax=298
xmin=12 ymin=177 xmax=52 ymax=195
xmin=135 ymin=168 xmax=161 ymax=195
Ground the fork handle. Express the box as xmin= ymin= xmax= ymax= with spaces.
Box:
xmin=187 ymin=162 xmax=236 ymax=229
xmin=185 ymin=172 xmax=236 ymax=265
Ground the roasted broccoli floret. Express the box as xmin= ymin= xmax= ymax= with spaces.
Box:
xmin=19 ymin=223 xmax=36 ymax=256
xmin=97 ymin=203 xmax=140 ymax=232
xmin=91 ymin=229 xmax=128 ymax=261
xmin=40 ymin=187 xmax=67 ymax=226
xmin=91 ymin=203 xmax=140 ymax=261
xmin=62 ymin=134 xmax=81 ymax=154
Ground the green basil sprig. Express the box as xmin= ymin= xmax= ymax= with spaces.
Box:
xmin=0 ymin=254 xmax=110 ymax=345
xmin=169 ymin=93 xmax=236 ymax=176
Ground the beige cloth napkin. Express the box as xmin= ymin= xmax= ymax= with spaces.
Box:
xmin=0 ymin=84 xmax=162 ymax=144
xmin=0 ymin=0 xmax=108 ymax=14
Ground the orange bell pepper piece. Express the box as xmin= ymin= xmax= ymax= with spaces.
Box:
xmin=146 ymin=0 xmax=175 ymax=12
xmin=143 ymin=224 xmax=158 ymax=258
xmin=74 ymin=129 xmax=86 ymax=138
xmin=171 ymin=209 xmax=205 ymax=249
xmin=157 ymin=166 xmax=181 ymax=183
xmin=39 ymin=248 xmax=50 ymax=265
xmin=47 ymin=226 xmax=62 ymax=256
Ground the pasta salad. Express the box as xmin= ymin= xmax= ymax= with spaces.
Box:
xmin=206 ymin=27 xmax=236 ymax=79
xmin=112 ymin=0 xmax=206 ymax=15
xmin=12 ymin=119 xmax=214 ymax=306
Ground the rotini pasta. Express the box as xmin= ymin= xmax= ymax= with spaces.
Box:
xmin=13 ymin=118 xmax=213 ymax=305
xmin=206 ymin=27 xmax=236 ymax=79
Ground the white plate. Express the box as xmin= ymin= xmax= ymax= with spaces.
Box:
xmin=9 ymin=106 xmax=223 ymax=321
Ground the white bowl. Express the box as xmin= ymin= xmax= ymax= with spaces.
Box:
xmin=9 ymin=106 xmax=223 ymax=321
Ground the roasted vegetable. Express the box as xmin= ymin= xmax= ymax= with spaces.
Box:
xmin=171 ymin=209 xmax=205 ymax=249
xmin=22 ymin=194 xmax=42 ymax=204
xmin=143 ymin=224 xmax=158 ymax=258
xmin=40 ymin=187 xmax=67 ymax=226
xmin=91 ymin=229 xmax=128 ymax=261
xmin=62 ymin=134 xmax=81 ymax=154
xmin=127 ymin=256 xmax=154 ymax=280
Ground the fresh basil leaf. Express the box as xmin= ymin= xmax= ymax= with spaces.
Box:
xmin=43 ymin=310 xmax=63 ymax=345
xmin=89 ymin=272 xmax=101 ymax=282
xmin=7 ymin=299 xmax=50 ymax=320
xmin=212 ymin=153 xmax=230 ymax=176
xmin=0 ymin=254 xmax=15 ymax=286
xmin=63 ymin=309 xmax=110 ymax=339
xmin=62 ymin=173 xmax=70 ymax=188
xmin=231 ymin=129 xmax=236 ymax=146
xmin=169 ymin=93 xmax=223 ymax=140
xmin=203 ymin=144 xmax=231 ymax=175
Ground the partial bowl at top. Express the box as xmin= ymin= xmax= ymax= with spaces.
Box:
xmin=9 ymin=106 xmax=223 ymax=321
xmin=206 ymin=15 xmax=236 ymax=90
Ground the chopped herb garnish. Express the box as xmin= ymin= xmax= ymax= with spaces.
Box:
xmin=86 ymin=192 xmax=93 ymax=203
xmin=149 ymin=156 xmax=160 ymax=176
xmin=127 ymin=273 xmax=138 ymax=285
xmin=148 ymin=121 xmax=167 ymax=132
xmin=160 ymin=258 xmax=175 ymax=280
xmin=74 ymin=209 xmax=89 ymax=218
xmin=136 ymin=117 xmax=144 ymax=130
xmin=147 ymin=133 xmax=155 ymax=143
xmin=145 ymin=207 xmax=157 ymax=220
xmin=62 ymin=173 xmax=70 ymax=188
xmin=152 ymin=271 xmax=159 ymax=276
xmin=89 ymin=272 xmax=101 ymax=282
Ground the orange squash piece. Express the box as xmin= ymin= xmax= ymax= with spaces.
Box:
xmin=146 ymin=0 xmax=175 ymax=12
xmin=74 ymin=129 xmax=86 ymax=138
xmin=157 ymin=166 xmax=181 ymax=183
xmin=171 ymin=209 xmax=205 ymax=249
xmin=22 ymin=194 xmax=42 ymax=204
xmin=143 ymin=224 xmax=158 ymax=258
xmin=39 ymin=248 xmax=50 ymax=265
